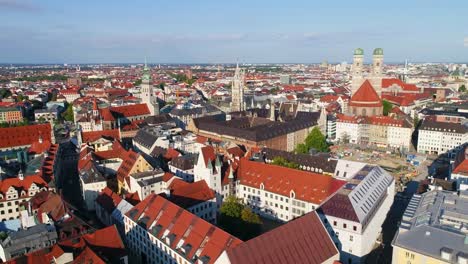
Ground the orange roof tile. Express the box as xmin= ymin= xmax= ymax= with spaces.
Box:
xmin=237 ymin=158 xmax=345 ymax=204
xmin=0 ymin=123 xmax=51 ymax=149
xmin=349 ymin=80 xmax=382 ymax=106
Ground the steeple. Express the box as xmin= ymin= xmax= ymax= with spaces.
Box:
xmin=230 ymin=61 xmax=245 ymax=113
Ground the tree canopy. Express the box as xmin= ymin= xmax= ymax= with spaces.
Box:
xmin=295 ymin=127 xmax=329 ymax=154
xmin=382 ymin=100 xmax=393 ymax=116
xmin=459 ymin=85 xmax=466 ymax=93
xmin=218 ymin=196 xmax=262 ymax=240
xmin=62 ymin=103 xmax=74 ymax=122
xmin=271 ymin=156 xmax=300 ymax=169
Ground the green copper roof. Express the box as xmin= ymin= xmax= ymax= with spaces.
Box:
xmin=142 ymin=63 xmax=151 ymax=81
xmin=354 ymin=48 xmax=364 ymax=56
xmin=373 ymin=48 xmax=384 ymax=55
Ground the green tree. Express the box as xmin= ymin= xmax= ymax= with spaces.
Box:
xmin=62 ymin=103 xmax=74 ymax=122
xmin=37 ymin=117 xmax=46 ymax=123
xmin=17 ymin=94 xmax=28 ymax=102
xmin=0 ymin=89 xmax=11 ymax=99
xmin=300 ymin=127 xmax=329 ymax=153
xmin=459 ymin=85 xmax=466 ymax=93
xmin=134 ymin=79 xmax=142 ymax=86
xmin=413 ymin=116 xmax=420 ymax=128
xmin=159 ymin=82 xmax=166 ymax=90
xmin=295 ymin=143 xmax=309 ymax=154
xmin=271 ymin=156 xmax=300 ymax=169
xmin=218 ymin=195 xmax=262 ymax=240
xmin=220 ymin=196 xmax=244 ymax=218
xmin=382 ymin=100 xmax=393 ymax=116
xmin=241 ymin=207 xmax=262 ymax=224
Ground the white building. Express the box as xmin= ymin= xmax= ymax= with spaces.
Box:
xmin=417 ymin=120 xmax=467 ymax=156
xmin=123 ymin=194 xmax=241 ymax=264
xmin=234 ymin=158 xmax=345 ymax=222
xmin=336 ymin=115 xmax=361 ymax=144
xmin=125 ymin=170 xmax=167 ymax=201
xmin=319 ymin=164 xmax=395 ymax=264
xmin=0 ymin=174 xmax=49 ymax=222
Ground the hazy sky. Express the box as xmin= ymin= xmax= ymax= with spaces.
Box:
xmin=0 ymin=0 xmax=467 ymax=63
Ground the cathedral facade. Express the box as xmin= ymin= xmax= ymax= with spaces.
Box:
xmin=348 ymin=48 xmax=384 ymax=117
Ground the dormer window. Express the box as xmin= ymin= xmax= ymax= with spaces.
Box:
xmin=290 ymin=190 xmax=295 ymax=199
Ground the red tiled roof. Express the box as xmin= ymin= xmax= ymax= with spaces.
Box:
xmin=226 ymin=146 xmax=245 ymax=158
xmin=0 ymin=174 xmax=47 ymax=196
xmin=201 ymin=146 xmax=216 ymax=167
xmin=349 ymin=80 xmax=382 ymax=106
xmin=167 ymin=179 xmax=215 ymax=208
xmin=125 ymin=194 xmax=242 ymax=263
xmin=226 ymin=211 xmax=339 ymax=264
xmin=110 ymin=103 xmax=150 ymax=118
xmin=319 ymin=193 xmax=360 ymax=222
xmin=82 ymin=129 xmax=120 ymax=143
xmin=382 ymin=78 xmax=419 ymax=91
xmin=237 ymin=158 xmax=345 ymax=205
xmin=31 ymin=191 xmax=67 ymax=222
xmin=28 ymin=138 xmax=52 ymax=155
xmin=0 ymin=123 xmax=51 ymax=149
xmin=96 ymin=187 xmax=123 ymax=214
xmin=73 ymin=246 xmax=106 ymax=264
xmin=164 ymin=148 xmax=181 ymax=160
xmin=99 ymin=107 xmax=115 ymax=121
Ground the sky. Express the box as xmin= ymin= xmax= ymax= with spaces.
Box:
xmin=0 ymin=0 xmax=467 ymax=64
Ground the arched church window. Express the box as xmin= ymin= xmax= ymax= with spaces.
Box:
xmin=362 ymin=109 xmax=367 ymax=116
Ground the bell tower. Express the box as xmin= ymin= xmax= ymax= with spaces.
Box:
xmin=351 ymin=48 xmax=364 ymax=95
xmin=370 ymin=48 xmax=384 ymax=96
xmin=140 ymin=59 xmax=159 ymax=115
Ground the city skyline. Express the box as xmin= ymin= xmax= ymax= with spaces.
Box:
xmin=0 ymin=0 xmax=467 ymax=63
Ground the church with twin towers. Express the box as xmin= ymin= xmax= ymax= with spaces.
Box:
xmin=348 ymin=48 xmax=385 ymax=117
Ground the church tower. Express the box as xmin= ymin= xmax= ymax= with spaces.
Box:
xmin=230 ymin=62 xmax=245 ymax=112
xmin=351 ymin=48 xmax=364 ymax=95
xmin=370 ymin=48 xmax=384 ymax=96
xmin=140 ymin=59 xmax=159 ymax=116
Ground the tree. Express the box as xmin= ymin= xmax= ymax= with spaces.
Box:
xmin=134 ymin=79 xmax=142 ymax=86
xmin=271 ymin=156 xmax=300 ymax=169
xmin=297 ymin=126 xmax=329 ymax=153
xmin=37 ymin=117 xmax=46 ymax=123
xmin=62 ymin=103 xmax=74 ymax=122
xmin=295 ymin=143 xmax=309 ymax=154
xmin=220 ymin=196 xmax=243 ymax=218
xmin=413 ymin=116 xmax=420 ymax=128
xmin=241 ymin=207 xmax=262 ymax=224
xmin=459 ymin=85 xmax=466 ymax=93
xmin=159 ymin=82 xmax=166 ymax=90
xmin=382 ymin=100 xmax=393 ymax=116
xmin=218 ymin=195 xmax=262 ymax=240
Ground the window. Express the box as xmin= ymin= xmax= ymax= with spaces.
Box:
xmin=343 ymin=223 xmax=347 ymax=228
xmin=353 ymin=226 xmax=357 ymax=231
xmin=333 ymin=221 xmax=337 ymax=226
xmin=350 ymin=235 xmax=353 ymax=241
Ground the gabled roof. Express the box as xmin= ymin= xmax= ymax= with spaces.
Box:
xmin=318 ymin=193 xmax=360 ymax=222
xmin=166 ymin=179 xmax=215 ymax=209
xmin=237 ymin=158 xmax=345 ymax=205
xmin=226 ymin=211 xmax=339 ymax=264
xmin=125 ymin=194 xmax=242 ymax=263
xmin=349 ymin=80 xmax=382 ymax=106
xmin=201 ymin=145 xmax=216 ymax=167
xmin=82 ymin=129 xmax=120 ymax=143
xmin=382 ymin=78 xmax=419 ymax=91
xmin=28 ymin=138 xmax=52 ymax=155
xmin=96 ymin=187 xmax=123 ymax=214
xmin=0 ymin=174 xmax=47 ymax=196
xmin=0 ymin=123 xmax=51 ymax=149
xmin=110 ymin=103 xmax=150 ymax=118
